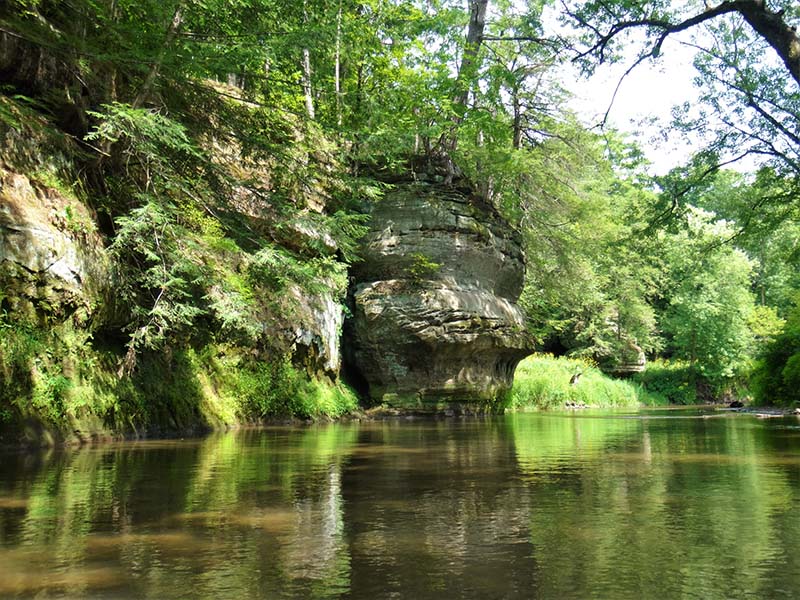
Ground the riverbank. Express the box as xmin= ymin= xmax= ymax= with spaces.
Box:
xmin=5 ymin=347 xmax=795 ymax=449
xmin=6 ymin=398 xmax=799 ymax=451
xmin=0 ymin=333 xmax=360 ymax=448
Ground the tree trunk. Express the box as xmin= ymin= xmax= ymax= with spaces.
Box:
xmin=442 ymin=0 xmax=489 ymax=183
xmin=301 ymin=1 xmax=315 ymax=120
xmin=108 ymin=0 xmax=119 ymax=100
xmin=454 ymin=0 xmax=489 ymax=111
xmin=133 ymin=3 xmax=184 ymax=108
xmin=512 ymin=86 xmax=522 ymax=149
xmin=302 ymin=47 xmax=315 ymax=119
xmin=737 ymin=0 xmax=800 ymax=89
xmin=335 ymin=0 xmax=343 ymax=128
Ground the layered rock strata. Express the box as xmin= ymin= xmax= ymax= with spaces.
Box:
xmin=347 ymin=183 xmax=534 ymax=406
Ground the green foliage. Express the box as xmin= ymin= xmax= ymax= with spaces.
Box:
xmin=129 ymin=348 xmax=358 ymax=424
xmin=78 ymin=96 xmax=362 ymax=369
xmin=748 ymin=306 xmax=786 ymax=348
xmin=751 ymin=298 xmax=800 ymax=406
xmin=509 ymin=354 xmax=660 ymax=410
xmin=248 ymin=246 xmax=347 ymax=298
xmin=88 ymin=103 xmax=201 ymax=157
xmin=0 ymin=311 xmax=359 ymax=435
xmin=632 ymin=360 xmax=699 ymax=406
xmin=406 ymin=252 xmax=442 ymax=283
xmin=513 ymin=129 xmax=661 ymax=366
xmin=227 ymin=357 xmax=358 ymax=420
xmin=110 ymin=198 xmax=207 ymax=366
xmin=657 ymin=207 xmax=757 ymax=388
xmin=0 ymin=0 xmax=377 ymax=432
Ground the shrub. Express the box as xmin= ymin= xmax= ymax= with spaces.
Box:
xmin=632 ymin=359 xmax=698 ymax=405
xmin=509 ymin=353 xmax=659 ymax=410
xmin=750 ymin=300 xmax=800 ymax=406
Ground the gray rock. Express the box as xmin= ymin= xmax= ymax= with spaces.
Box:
xmin=0 ymin=169 xmax=110 ymax=323
xmin=347 ymin=184 xmax=534 ymax=406
xmin=289 ymin=287 xmax=343 ymax=378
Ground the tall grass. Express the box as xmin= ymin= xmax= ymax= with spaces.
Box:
xmin=509 ymin=354 xmax=663 ymax=410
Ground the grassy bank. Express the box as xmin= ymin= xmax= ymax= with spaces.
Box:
xmin=509 ymin=354 xmax=663 ymax=410
xmin=0 ymin=319 xmax=358 ymax=445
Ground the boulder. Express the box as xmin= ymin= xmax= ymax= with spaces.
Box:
xmin=346 ymin=183 xmax=534 ymax=406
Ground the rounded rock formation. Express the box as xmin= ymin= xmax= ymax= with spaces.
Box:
xmin=346 ymin=183 xmax=534 ymax=408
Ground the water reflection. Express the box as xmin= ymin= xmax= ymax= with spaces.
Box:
xmin=0 ymin=413 xmax=799 ymax=598
xmin=511 ymin=412 xmax=800 ymax=599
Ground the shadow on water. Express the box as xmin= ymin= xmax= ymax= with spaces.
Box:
xmin=1 ymin=412 xmax=800 ymax=598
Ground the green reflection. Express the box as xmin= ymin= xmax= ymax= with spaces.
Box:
xmin=0 ymin=425 xmax=359 ymax=599
xmin=1 ymin=414 xmax=800 ymax=599
xmin=510 ymin=412 xmax=800 ymax=599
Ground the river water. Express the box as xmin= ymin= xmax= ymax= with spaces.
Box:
xmin=1 ymin=409 xmax=800 ymax=599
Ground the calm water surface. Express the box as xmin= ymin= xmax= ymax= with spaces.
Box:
xmin=1 ymin=409 xmax=800 ymax=599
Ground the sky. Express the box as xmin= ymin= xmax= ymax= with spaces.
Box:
xmin=563 ymin=38 xmax=701 ymax=175
xmin=536 ymin=5 xmax=727 ymax=175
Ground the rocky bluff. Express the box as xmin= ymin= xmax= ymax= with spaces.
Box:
xmin=346 ymin=182 xmax=534 ymax=407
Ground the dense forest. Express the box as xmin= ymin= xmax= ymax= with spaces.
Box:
xmin=1 ymin=0 xmax=799 ymax=440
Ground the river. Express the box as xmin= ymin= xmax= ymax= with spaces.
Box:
xmin=1 ymin=409 xmax=799 ymax=599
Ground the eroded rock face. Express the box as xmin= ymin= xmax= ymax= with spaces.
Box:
xmin=347 ymin=184 xmax=534 ymax=406
xmin=289 ymin=287 xmax=344 ymax=378
xmin=0 ymin=168 xmax=110 ymax=323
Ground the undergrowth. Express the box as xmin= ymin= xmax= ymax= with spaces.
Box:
xmin=0 ymin=315 xmax=358 ymax=439
xmin=509 ymin=354 xmax=663 ymax=410
xmin=630 ymin=359 xmax=699 ymax=405
xmin=632 ymin=359 xmax=750 ymax=405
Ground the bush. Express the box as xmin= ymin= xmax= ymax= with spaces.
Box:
xmin=631 ymin=359 xmax=698 ymax=405
xmin=509 ymin=354 xmax=659 ymax=410
xmin=750 ymin=301 xmax=800 ymax=406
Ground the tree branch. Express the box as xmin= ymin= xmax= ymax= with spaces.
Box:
xmin=572 ymin=0 xmax=800 ymax=89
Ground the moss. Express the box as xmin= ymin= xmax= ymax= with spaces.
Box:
xmin=0 ymin=317 xmax=359 ymax=445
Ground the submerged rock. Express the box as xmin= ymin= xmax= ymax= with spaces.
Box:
xmin=346 ymin=183 xmax=534 ymax=406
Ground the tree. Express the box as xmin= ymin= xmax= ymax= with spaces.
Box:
xmin=567 ymin=1 xmax=800 ymax=87
xmin=688 ymin=167 xmax=800 ymax=312
xmin=752 ymin=296 xmax=800 ymax=404
xmin=562 ymin=0 xmax=800 ymax=179
xmin=662 ymin=240 xmax=755 ymax=383
xmin=506 ymin=128 xmax=662 ymax=367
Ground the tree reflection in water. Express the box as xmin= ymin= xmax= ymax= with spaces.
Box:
xmin=0 ymin=412 xmax=799 ymax=598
